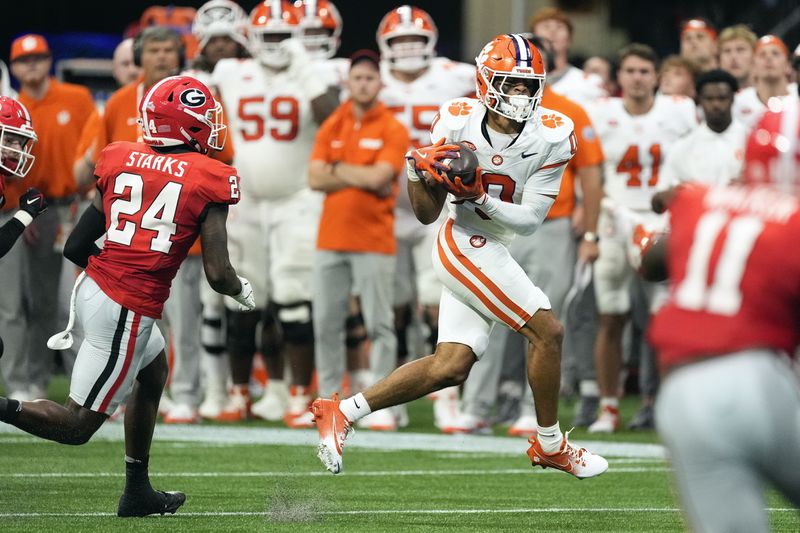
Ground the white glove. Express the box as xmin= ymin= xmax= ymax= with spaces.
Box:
xmin=281 ymin=38 xmax=328 ymax=100
xmin=232 ymin=276 xmax=256 ymax=311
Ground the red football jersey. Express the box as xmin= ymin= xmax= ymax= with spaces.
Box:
xmin=650 ymin=184 xmax=800 ymax=371
xmin=86 ymin=141 xmax=240 ymax=318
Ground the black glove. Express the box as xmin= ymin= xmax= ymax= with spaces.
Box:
xmin=18 ymin=188 xmax=48 ymax=219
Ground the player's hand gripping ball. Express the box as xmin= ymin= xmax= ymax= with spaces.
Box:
xmin=443 ymin=142 xmax=479 ymax=186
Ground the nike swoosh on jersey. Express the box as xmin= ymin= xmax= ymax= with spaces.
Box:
xmin=521 ymin=152 xmax=538 ymax=159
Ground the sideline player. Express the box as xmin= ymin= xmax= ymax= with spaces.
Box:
xmin=211 ymin=0 xmax=339 ymax=426
xmin=586 ymin=44 xmax=696 ymax=432
xmin=0 ymin=76 xmax=254 ymax=516
xmin=377 ymin=4 xmax=476 ymax=429
xmin=311 ymin=34 xmax=608 ymax=478
xmin=644 ymin=104 xmax=800 ymax=533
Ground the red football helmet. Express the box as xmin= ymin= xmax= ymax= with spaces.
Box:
xmin=0 ymin=96 xmax=37 ymax=178
xmin=139 ymin=75 xmax=226 ymax=154
xmin=476 ymin=34 xmax=546 ymax=122
xmin=249 ymin=0 xmax=303 ymax=68
xmin=377 ymin=5 xmax=438 ymax=72
xmin=743 ymin=101 xmax=800 ymax=195
xmin=295 ymin=0 xmax=342 ymax=60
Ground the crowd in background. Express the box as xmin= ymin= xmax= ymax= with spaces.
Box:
xmin=1 ymin=0 xmax=799 ymax=436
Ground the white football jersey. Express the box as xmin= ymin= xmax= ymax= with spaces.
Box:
xmin=588 ymin=94 xmax=697 ymax=211
xmin=430 ymin=98 xmax=575 ymax=245
xmin=732 ymin=83 xmax=798 ymax=131
xmin=381 ymin=57 xmax=476 ymax=231
xmin=211 ymin=58 xmax=337 ymax=200
xmin=660 ymin=121 xmax=746 ymax=187
xmin=549 ymin=65 xmax=606 ymax=105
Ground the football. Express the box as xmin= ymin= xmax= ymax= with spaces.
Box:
xmin=444 ymin=141 xmax=479 ymax=185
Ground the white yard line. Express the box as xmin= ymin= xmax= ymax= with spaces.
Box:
xmin=0 ymin=508 xmax=796 ymax=518
xmin=2 ymin=466 xmax=669 ymax=478
xmin=0 ymin=423 xmax=666 ymax=459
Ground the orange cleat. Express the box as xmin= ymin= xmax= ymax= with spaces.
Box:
xmin=310 ymin=395 xmax=352 ymax=474
xmin=527 ymin=430 xmax=609 ymax=479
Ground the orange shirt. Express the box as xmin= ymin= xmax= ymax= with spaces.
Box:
xmin=93 ymin=79 xmax=236 ymax=255
xmin=541 ymin=88 xmax=604 ymax=219
xmin=311 ymin=100 xmax=409 ymax=255
xmin=6 ymin=78 xmax=95 ymax=208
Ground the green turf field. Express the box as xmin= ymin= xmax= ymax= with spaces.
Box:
xmin=1 ymin=378 xmax=798 ymax=532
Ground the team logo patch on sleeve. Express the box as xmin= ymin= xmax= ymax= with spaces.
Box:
xmin=179 ymin=88 xmax=207 ymax=108
xmin=541 ymin=114 xmax=565 ymax=128
xmin=448 ymin=101 xmax=472 ymax=116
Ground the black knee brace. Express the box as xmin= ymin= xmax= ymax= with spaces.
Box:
xmin=345 ymin=312 xmax=367 ymax=349
xmin=273 ymin=301 xmax=314 ymax=345
xmin=226 ymin=308 xmax=260 ymax=357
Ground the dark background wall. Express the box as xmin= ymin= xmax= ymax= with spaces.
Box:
xmin=0 ymin=1 xmax=465 ymax=66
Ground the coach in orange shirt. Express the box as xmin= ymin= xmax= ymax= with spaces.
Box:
xmin=2 ymin=34 xmax=96 ymax=400
xmin=309 ymin=50 xmax=409 ymax=429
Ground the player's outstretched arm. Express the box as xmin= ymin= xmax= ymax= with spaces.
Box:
xmin=0 ymin=188 xmax=47 ymax=258
xmin=63 ymin=191 xmax=104 ymax=268
xmin=200 ymin=204 xmax=243 ymax=296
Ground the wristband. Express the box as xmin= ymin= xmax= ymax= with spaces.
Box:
xmin=13 ymin=210 xmax=33 ymax=227
xmin=582 ymin=231 xmax=599 ymax=243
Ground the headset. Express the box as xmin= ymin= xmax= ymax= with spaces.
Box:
xmin=132 ymin=26 xmax=187 ymax=69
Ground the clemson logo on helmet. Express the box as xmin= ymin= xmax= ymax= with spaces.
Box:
xmin=179 ymin=88 xmax=207 ymax=108
xmin=541 ymin=114 xmax=564 ymax=129
xmin=448 ymin=101 xmax=472 ymax=116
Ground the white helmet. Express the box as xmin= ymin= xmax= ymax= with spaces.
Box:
xmin=193 ymin=0 xmax=249 ymax=51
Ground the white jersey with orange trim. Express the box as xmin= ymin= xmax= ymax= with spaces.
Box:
xmin=430 ymin=97 xmax=575 ymax=245
xmin=549 ymin=65 xmax=607 ymax=105
xmin=660 ymin=121 xmax=747 ymax=187
xmin=732 ymin=84 xmax=798 ymax=131
xmin=211 ymin=57 xmax=337 ymax=200
xmin=588 ymin=94 xmax=697 ymax=211
xmin=381 ymin=57 xmax=476 ymax=149
xmin=381 ymin=57 xmax=476 ymax=235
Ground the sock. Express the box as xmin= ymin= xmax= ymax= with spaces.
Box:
xmin=339 ymin=393 xmax=372 ymax=422
xmin=0 ymin=398 xmax=21 ymax=423
xmin=600 ymin=397 xmax=619 ymax=410
xmin=536 ymin=422 xmax=563 ymax=454
xmin=579 ymin=380 xmax=599 ymax=397
xmin=124 ymin=455 xmax=152 ymax=493
xmin=231 ymin=384 xmax=249 ymax=398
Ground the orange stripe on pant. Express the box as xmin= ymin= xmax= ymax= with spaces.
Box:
xmin=443 ymin=220 xmax=532 ymax=325
xmin=436 ymin=233 xmax=519 ymax=330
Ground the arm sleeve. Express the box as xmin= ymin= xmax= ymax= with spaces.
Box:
xmin=63 ymin=203 xmax=106 ymax=268
xmin=0 ymin=217 xmax=25 ymax=258
xmin=473 ymin=186 xmax=557 ymax=236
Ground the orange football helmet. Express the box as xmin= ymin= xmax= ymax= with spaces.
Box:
xmin=295 ymin=0 xmax=342 ymax=60
xmin=743 ymin=102 xmax=800 ymax=195
xmin=377 ymin=5 xmax=437 ymax=72
xmin=476 ymin=34 xmax=546 ymax=122
xmin=249 ymin=0 xmax=303 ymax=68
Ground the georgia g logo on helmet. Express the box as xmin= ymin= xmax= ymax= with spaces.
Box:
xmin=179 ymin=88 xmax=207 ymax=108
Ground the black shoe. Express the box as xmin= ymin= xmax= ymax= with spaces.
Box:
xmin=627 ymin=404 xmax=655 ymax=431
xmin=117 ymin=488 xmax=186 ymax=517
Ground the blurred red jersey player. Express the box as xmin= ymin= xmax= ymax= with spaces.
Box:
xmin=645 ymin=98 xmax=800 ymax=532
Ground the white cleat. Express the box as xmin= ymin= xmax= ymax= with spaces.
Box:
xmin=527 ymin=430 xmax=609 ymax=479
xmin=251 ymin=381 xmax=289 ymax=421
xmin=508 ymin=414 xmax=539 ymax=437
xmin=587 ymin=405 xmax=620 ymax=434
